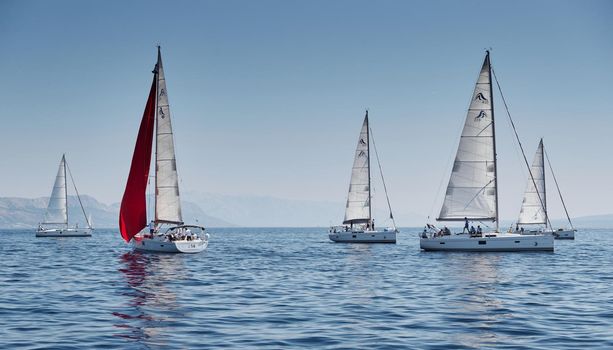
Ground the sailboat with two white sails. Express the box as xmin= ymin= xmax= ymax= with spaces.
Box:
xmin=36 ymin=154 xmax=93 ymax=237
xmin=118 ymin=47 xmax=209 ymax=253
xmin=420 ymin=51 xmax=553 ymax=252
xmin=329 ymin=111 xmax=398 ymax=243
xmin=513 ymin=139 xmax=576 ymax=239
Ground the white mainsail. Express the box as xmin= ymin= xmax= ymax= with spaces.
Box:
xmin=343 ymin=113 xmax=371 ymax=225
xmin=154 ymin=49 xmax=183 ymax=224
xmin=518 ymin=139 xmax=547 ymax=225
xmin=43 ymin=154 xmax=68 ymax=225
xmin=438 ymin=53 xmax=498 ymax=222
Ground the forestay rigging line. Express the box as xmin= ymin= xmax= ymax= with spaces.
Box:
xmin=369 ymin=127 xmax=396 ymax=228
xmin=65 ymin=159 xmax=92 ymax=229
xmin=544 ymin=148 xmax=574 ymax=229
xmin=491 ymin=67 xmax=552 ymax=230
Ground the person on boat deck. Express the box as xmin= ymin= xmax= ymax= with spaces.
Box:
xmin=516 ymin=223 xmax=519 ymax=232
xmin=149 ymin=220 xmax=155 ymax=234
xmin=477 ymin=225 xmax=482 ymax=235
xmin=470 ymin=226 xmax=476 ymax=235
xmin=520 ymin=227 xmax=524 ymax=233
xmin=463 ymin=217 xmax=469 ymax=233
xmin=443 ymin=226 xmax=451 ymax=236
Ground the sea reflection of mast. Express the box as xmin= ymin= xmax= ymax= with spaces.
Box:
xmin=441 ymin=254 xmax=510 ymax=348
xmin=344 ymin=244 xmax=382 ymax=299
xmin=113 ymin=251 xmax=187 ymax=345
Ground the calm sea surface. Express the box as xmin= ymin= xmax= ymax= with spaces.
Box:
xmin=0 ymin=228 xmax=611 ymax=349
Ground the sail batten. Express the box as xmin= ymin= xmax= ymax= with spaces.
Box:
xmin=518 ymin=139 xmax=547 ymax=225
xmin=43 ymin=155 xmax=68 ymax=225
xmin=343 ymin=113 xmax=371 ymax=225
xmin=154 ymin=48 xmax=183 ymax=224
xmin=438 ymin=53 xmax=497 ymax=222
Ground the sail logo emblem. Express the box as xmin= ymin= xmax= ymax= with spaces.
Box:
xmin=359 ymin=138 xmax=366 ymax=146
xmin=358 ymin=150 xmax=367 ymax=158
xmin=475 ymin=92 xmax=488 ymax=103
xmin=159 ymin=107 xmax=166 ymax=119
xmin=474 ymin=110 xmax=487 ymax=121
xmin=159 ymin=88 xmax=166 ymax=97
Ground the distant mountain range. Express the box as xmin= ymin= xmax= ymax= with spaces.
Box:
xmin=181 ymin=191 xmax=426 ymax=227
xmin=1 ymin=193 xmax=611 ymax=229
xmin=0 ymin=195 xmax=233 ymax=229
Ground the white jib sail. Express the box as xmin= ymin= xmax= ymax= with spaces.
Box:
xmin=518 ymin=139 xmax=547 ymax=225
xmin=154 ymin=49 xmax=183 ymax=224
xmin=343 ymin=114 xmax=371 ymax=224
xmin=438 ymin=53 xmax=497 ymax=221
xmin=44 ymin=154 xmax=68 ymax=225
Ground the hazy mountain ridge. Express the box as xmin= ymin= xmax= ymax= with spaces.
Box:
xmin=0 ymin=195 xmax=234 ymax=229
xmin=182 ymin=191 xmax=426 ymax=227
xmin=2 ymin=194 xmax=611 ymax=229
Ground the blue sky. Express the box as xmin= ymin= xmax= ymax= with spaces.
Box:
xmin=1 ymin=0 xmax=611 ymax=220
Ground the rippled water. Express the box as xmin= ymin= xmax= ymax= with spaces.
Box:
xmin=0 ymin=228 xmax=611 ymax=349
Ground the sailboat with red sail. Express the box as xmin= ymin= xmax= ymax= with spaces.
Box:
xmin=119 ymin=47 xmax=209 ymax=253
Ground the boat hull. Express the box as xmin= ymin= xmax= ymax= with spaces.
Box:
xmin=420 ymin=233 xmax=553 ymax=252
xmin=36 ymin=229 xmax=92 ymax=237
xmin=133 ymin=236 xmax=208 ymax=253
xmin=329 ymin=230 xmax=396 ymax=243
xmin=553 ymin=230 xmax=575 ymax=240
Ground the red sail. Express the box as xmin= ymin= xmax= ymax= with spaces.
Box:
xmin=119 ymin=77 xmax=156 ymax=242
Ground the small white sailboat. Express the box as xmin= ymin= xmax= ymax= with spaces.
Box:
xmin=329 ymin=111 xmax=398 ymax=243
xmin=36 ymin=154 xmax=93 ymax=237
xmin=420 ymin=51 xmax=553 ymax=252
xmin=119 ymin=47 xmax=209 ymax=253
xmin=513 ymin=139 xmax=576 ymax=239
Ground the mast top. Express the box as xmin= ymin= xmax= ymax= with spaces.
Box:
xmin=153 ymin=46 xmax=162 ymax=74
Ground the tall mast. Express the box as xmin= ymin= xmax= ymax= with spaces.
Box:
xmin=487 ymin=51 xmax=500 ymax=232
xmin=366 ymin=110 xmax=372 ymax=227
xmin=63 ymin=154 xmax=68 ymax=227
xmin=541 ymin=140 xmax=547 ymax=227
xmin=153 ymin=46 xmax=160 ymax=224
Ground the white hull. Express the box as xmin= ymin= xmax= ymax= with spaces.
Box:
xmin=420 ymin=233 xmax=553 ymax=252
xmin=329 ymin=230 xmax=396 ymax=243
xmin=553 ymin=229 xmax=575 ymax=240
xmin=36 ymin=228 xmax=92 ymax=237
xmin=133 ymin=234 xmax=209 ymax=253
